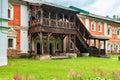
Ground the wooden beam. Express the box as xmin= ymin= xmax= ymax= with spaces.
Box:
xmin=29 ymin=26 xmax=76 ymax=34
xmin=29 ymin=33 xmax=32 ymax=57
xmin=94 ymin=39 xmax=96 ymax=47
xmin=49 ymin=12 xmax=51 ymax=26
xmin=68 ymin=34 xmax=71 ymax=52
xmin=56 ymin=13 xmax=58 ymax=27
xmin=104 ymin=40 xmax=106 ymax=55
xmin=41 ymin=9 xmax=43 ymax=24
xmin=38 ymin=32 xmax=44 ymax=55
xmin=61 ymin=38 xmax=64 ymax=53
xmin=74 ymin=35 xmax=76 ymax=53
xmin=47 ymin=33 xmax=52 ymax=54
xmin=98 ymin=40 xmax=101 ymax=55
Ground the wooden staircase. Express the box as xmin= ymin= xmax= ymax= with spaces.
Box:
xmin=73 ymin=15 xmax=107 ymax=56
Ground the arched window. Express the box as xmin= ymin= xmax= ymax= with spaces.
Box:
xmin=98 ymin=22 xmax=102 ymax=32
xmin=107 ymin=26 xmax=112 ymax=36
xmin=8 ymin=3 xmax=14 ymax=20
xmin=117 ymin=29 xmax=120 ymax=35
xmin=91 ymin=21 xmax=96 ymax=31
xmin=108 ymin=28 xmax=110 ymax=35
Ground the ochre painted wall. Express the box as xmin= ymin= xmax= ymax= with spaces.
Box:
xmin=8 ymin=4 xmax=21 ymax=50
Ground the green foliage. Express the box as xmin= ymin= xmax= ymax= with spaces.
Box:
xmin=0 ymin=57 xmax=120 ymax=80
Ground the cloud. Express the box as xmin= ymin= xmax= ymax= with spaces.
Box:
xmin=44 ymin=0 xmax=120 ymax=17
xmin=83 ymin=0 xmax=120 ymax=17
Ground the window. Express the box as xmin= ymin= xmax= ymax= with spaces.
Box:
xmin=8 ymin=3 xmax=14 ymax=20
xmin=8 ymin=39 xmax=13 ymax=48
xmin=98 ymin=22 xmax=102 ymax=32
xmin=8 ymin=9 xmax=11 ymax=18
xmin=118 ymin=30 xmax=120 ymax=35
xmin=91 ymin=21 xmax=96 ymax=31
xmin=108 ymin=28 xmax=111 ymax=35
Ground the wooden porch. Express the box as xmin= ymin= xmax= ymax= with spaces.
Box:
xmin=28 ymin=2 xmax=109 ymax=57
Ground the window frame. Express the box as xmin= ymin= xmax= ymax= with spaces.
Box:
xmin=8 ymin=3 xmax=14 ymax=20
xmin=98 ymin=22 xmax=102 ymax=32
xmin=8 ymin=38 xmax=13 ymax=48
xmin=91 ymin=21 xmax=96 ymax=31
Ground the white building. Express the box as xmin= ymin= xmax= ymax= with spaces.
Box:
xmin=0 ymin=0 xmax=8 ymax=66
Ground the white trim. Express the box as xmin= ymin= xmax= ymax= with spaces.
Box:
xmin=91 ymin=21 xmax=96 ymax=31
xmin=85 ymin=18 xmax=89 ymax=30
xmin=8 ymin=3 xmax=14 ymax=20
xmin=7 ymin=28 xmax=17 ymax=49
xmin=107 ymin=26 xmax=112 ymax=37
xmin=98 ymin=22 xmax=102 ymax=32
xmin=117 ymin=28 xmax=120 ymax=38
xmin=104 ymin=23 xmax=107 ymax=36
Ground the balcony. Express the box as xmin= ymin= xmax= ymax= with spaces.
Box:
xmin=29 ymin=18 xmax=76 ymax=29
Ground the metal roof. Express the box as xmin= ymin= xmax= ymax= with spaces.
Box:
xmin=70 ymin=6 xmax=120 ymax=24
xmin=24 ymin=0 xmax=79 ymax=13
xmin=69 ymin=6 xmax=89 ymax=14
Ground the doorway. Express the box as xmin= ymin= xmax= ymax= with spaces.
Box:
xmin=49 ymin=43 xmax=53 ymax=55
xmin=37 ymin=43 xmax=41 ymax=55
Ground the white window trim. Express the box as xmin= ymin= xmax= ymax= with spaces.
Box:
xmin=8 ymin=3 xmax=14 ymax=20
xmin=107 ymin=26 xmax=112 ymax=37
xmin=8 ymin=37 xmax=16 ymax=49
xmin=98 ymin=22 xmax=102 ymax=32
xmin=91 ymin=21 xmax=96 ymax=31
xmin=118 ymin=29 xmax=120 ymax=38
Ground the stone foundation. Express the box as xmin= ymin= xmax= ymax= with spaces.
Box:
xmin=7 ymin=49 xmax=29 ymax=58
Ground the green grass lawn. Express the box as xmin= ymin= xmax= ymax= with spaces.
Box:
xmin=0 ymin=57 xmax=120 ymax=80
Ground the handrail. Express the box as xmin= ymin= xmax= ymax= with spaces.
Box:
xmin=29 ymin=18 xmax=76 ymax=29
xmin=76 ymin=28 xmax=89 ymax=48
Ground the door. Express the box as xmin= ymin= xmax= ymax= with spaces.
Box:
xmin=49 ymin=43 xmax=53 ymax=55
xmin=37 ymin=43 xmax=41 ymax=55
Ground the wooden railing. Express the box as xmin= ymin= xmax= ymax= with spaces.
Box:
xmin=29 ymin=18 xmax=75 ymax=29
xmin=88 ymin=47 xmax=105 ymax=56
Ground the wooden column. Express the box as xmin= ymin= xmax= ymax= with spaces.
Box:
xmin=68 ymin=34 xmax=71 ymax=53
xmin=74 ymin=35 xmax=76 ymax=53
xmin=104 ymin=40 xmax=106 ymax=55
xmin=94 ymin=39 xmax=96 ymax=47
xmin=61 ymin=38 xmax=64 ymax=53
xmin=49 ymin=12 xmax=51 ymax=26
xmin=47 ymin=33 xmax=52 ymax=54
xmin=40 ymin=9 xmax=43 ymax=25
xmin=68 ymin=16 xmax=70 ymax=29
xmin=29 ymin=33 xmax=32 ymax=56
xmin=38 ymin=32 xmax=43 ymax=55
xmin=62 ymin=14 xmax=64 ymax=28
xmin=98 ymin=40 xmax=101 ymax=55
xmin=56 ymin=13 xmax=58 ymax=27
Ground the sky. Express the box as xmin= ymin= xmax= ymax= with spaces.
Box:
xmin=44 ymin=0 xmax=120 ymax=18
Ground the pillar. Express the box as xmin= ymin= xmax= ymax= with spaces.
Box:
xmin=61 ymin=38 xmax=64 ymax=53
xmin=56 ymin=13 xmax=58 ymax=27
xmin=94 ymin=39 xmax=96 ymax=47
xmin=98 ymin=40 xmax=101 ymax=55
xmin=40 ymin=9 xmax=43 ymax=24
xmin=104 ymin=40 xmax=106 ymax=55
xmin=47 ymin=33 xmax=52 ymax=54
xmin=38 ymin=32 xmax=43 ymax=54
xmin=49 ymin=12 xmax=51 ymax=26
xmin=68 ymin=34 xmax=71 ymax=53
xmin=74 ymin=35 xmax=76 ymax=53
